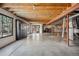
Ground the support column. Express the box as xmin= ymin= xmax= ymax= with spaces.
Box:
xmin=66 ymin=15 xmax=69 ymax=46
xmin=62 ymin=17 xmax=66 ymax=39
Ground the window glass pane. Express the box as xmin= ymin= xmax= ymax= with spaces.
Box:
xmin=2 ymin=16 xmax=8 ymax=36
xmin=0 ymin=15 xmax=2 ymax=37
xmin=7 ymin=17 xmax=12 ymax=35
xmin=2 ymin=16 xmax=13 ymax=37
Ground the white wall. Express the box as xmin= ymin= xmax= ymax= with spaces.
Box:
xmin=0 ymin=8 xmax=29 ymax=48
xmin=69 ymin=18 xmax=73 ymax=40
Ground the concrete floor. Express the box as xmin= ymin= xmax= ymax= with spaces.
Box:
xmin=0 ymin=33 xmax=79 ymax=56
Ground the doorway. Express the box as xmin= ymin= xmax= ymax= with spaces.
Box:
xmin=16 ymin=19 xmax=27 ymax=40
xmin=32 ymin=25 xmax=40 ymax=33
xmin=73 ymin=16 xmax=79 ymax=45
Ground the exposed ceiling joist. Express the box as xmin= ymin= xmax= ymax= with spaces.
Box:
xmin=1 ymin=3 xmax=71 ymax=24
xmin=47 ymin=3 xmax=79 ymax=25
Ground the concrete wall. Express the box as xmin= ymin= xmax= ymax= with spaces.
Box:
xmin=0 ymin=8 xmax=29 ymax=48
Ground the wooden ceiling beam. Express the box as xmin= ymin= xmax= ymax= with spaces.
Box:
xmin=2 ymin=6 xmax=67 ymax=10
xmin=1 ymin=3 xmax=71 ymax=24
xmin=2 ymin=3 xmax=69 ymax=10
xmin=47 ymin=3 xmax=79 ymax=25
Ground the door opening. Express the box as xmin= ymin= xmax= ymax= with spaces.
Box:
xmin=16 ymin=19 xmax=27 ymax=40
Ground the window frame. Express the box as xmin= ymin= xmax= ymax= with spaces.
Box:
xmin=0 ymin=14 xmax=2 ymax=38
xmin=0 ymin=13 xmax=13 ymax=39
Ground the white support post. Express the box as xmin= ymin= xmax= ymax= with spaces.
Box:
xmin=62 ymin=17 xmax=66 ymax=39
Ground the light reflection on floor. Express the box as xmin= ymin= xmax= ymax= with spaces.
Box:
xmin=0 ymin=33 xmax=79 ymax=56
